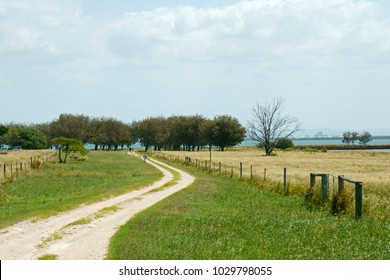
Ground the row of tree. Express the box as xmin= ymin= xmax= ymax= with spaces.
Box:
xmin=0 ymin=114 xmax=246 ymax=152
xmin=342 ymin=131 xmax=372 ymax=145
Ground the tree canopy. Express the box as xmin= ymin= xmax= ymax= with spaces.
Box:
xmin=52 ymin=137 xmax=88 ymax=163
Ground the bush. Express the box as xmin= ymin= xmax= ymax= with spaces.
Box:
xmin=275 ymin=138 xmax=294 ymax=150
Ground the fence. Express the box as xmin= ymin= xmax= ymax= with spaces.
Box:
xmin=310 ymin=173 xmax=363 ymax=219
xmin=153 ymin=152 xmax=363 ymax=219
xmin=1 ymin=152 xmax=57 ymax=181
xmin=157 ymin=153 xmax=291 ymax=193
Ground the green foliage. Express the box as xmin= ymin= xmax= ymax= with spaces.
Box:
xmin=275 ymin=138 xmax=294 ymax=150
xmin=342 ymin=131 xmax=372 ymax=145
xmin=210 ymin=115 xmax=246 ymax=151
xmin=0 ymin=124 xmax=8 ymax=145
xmin=52 ymin=137 xmax=88 ymax=163
xmin=3 ymin=126 xmax=49 ymax=149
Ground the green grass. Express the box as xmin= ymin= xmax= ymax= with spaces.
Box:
xmin=107 ymin=158 xmax=390 ymax=260
xmin=0 ymin=151 xmax=162 ymax=229
xmin=37 ymin=254 xmax=58 ymax=260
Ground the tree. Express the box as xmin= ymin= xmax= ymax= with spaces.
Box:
xmin=0 ymin=124 xmax=8 ymax=145
xmin=49 ymin=114 xmax=90 ymax=143
xmin=358 ymin=131 xmax=372 ymax=145
xmin=52 ymin=137 xmax=88 ymax=163
xmin=342 ymin=131 xmax=352 ymax=145
xmin=247 ymin=97 xmax=302 ymax=156
xmin=3 ymin=125 xmax=49 ymax=149
xmin=210 ymin=115 xmax=246 ymax=151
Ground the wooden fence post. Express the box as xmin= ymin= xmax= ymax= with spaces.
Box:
xmin=355 ymin=182 xmax=363 ymax=219
xmin=338 ymin=176 xmax=344 ymax=194
xmin=240 ymin=162 xmax=243 ymax=178
xmin=321 ymin=174 xmax=329 ymax=203
xmin=284 ymin=168 xmax=287 ymax=193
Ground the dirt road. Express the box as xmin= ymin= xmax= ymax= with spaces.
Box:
xmin=0 ymin=153 xmax=194 ymax=260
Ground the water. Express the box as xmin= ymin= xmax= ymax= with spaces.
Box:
xmin=241 ymin=138 xmax=390 ymax=146
xmin=240 ymin=138 xmax=390 ymax=152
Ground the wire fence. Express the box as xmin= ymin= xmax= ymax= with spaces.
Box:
xmin=152 ymin=151 xmax=363 ymax=219
xmin=1 ymin=151 xmax=57 ymax=182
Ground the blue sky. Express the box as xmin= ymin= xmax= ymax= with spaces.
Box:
xmin=1 ymin=0 xmax=390 ymax=134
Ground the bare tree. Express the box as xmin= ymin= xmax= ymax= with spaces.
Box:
xmin=247 ymin=97 xmax=302 ymax=156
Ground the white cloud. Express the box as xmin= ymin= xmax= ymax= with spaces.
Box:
xmin=1 ymin=0 xmax=390 ymax=127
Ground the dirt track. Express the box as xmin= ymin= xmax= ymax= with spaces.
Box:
xmin=0 ymin=153 xmax=194 ymax=260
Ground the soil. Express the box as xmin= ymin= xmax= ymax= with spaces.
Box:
xmin=0 ymin=153 xmax=194 ymax=260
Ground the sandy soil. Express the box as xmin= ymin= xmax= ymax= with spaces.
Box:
xmin=0 ymin=153 xmax=194 ymax=260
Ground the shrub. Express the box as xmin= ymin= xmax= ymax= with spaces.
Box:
xmin=275 ymin=138 xmax=294 ymax=150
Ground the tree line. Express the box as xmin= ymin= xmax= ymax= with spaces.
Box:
xmin=0 ymin=113 xmax=246 ymax=152
xmin=342 ymin=131 xmax=372 ymax=145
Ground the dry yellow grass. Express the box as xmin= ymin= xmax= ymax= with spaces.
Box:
xmin=154 ymin=148 xmax=390 ymax=219
xmin=0 ymin=150 xmax=56 ymax=182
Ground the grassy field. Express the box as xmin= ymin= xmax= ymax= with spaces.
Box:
xmin=0 ymin=150 xmax=162 ymax=228
xmin=107 ymin=157 xmax=389 ymax=260
xmin=153 ymin=148 xmax=390 ymax=220
xmin=0 ymin=150 xmax=56 ymax=183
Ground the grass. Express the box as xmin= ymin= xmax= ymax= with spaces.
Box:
xmin=0 ymin=151 xmax=162 ymax=229
xmin=107 ymin=158 xmax=390 ymax=260
xmin=154 ymin=148 xmax=390 ymax=220
xmin=37 ymin=254 xmax=58 ymax=260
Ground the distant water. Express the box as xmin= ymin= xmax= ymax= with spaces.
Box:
xmin=240 ymin=138 xmax=390 ymax=147
xmin=85 ymin=138 xmax=390 ymax=151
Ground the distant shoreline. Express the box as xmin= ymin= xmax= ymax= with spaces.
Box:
xmin=292 ymin=135 xmax=390 ymax=141
xmin=294 ymin=144 xmax=390 ymax=150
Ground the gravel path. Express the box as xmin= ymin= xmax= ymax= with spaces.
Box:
xmin=0 ymin=153 xmax=194 ymax=260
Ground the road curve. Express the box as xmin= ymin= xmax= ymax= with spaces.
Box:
xmin=0 ymin=153 xmax=194 ymax=260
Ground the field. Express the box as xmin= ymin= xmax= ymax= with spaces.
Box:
xmin=0 ymin=150 xmax=56 ymax=182
xmin=153 ymin=148 xmax=390 ymax=220
xmin=108 ymin=157 xmax=389 ymax=260
xmin=0 ymin=150 xmax=162 ymax=228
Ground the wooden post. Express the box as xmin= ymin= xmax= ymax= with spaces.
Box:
xmin=240 ymin=162 xmax=243 ymax=178
xmin=3 ymin=164 xmax=5 ymax=178
xmin=310 ymin=173 xmax=316 ymax=188
xmin=355 ymin=182 xmax=363 ymax=219
xmin=264 ymin=168 xmax=267 ymax=180
xmin=284 ymin=168 xmax=287 ymax=193
xmin=250 ymin=165 xmax=253 ymax=179
xmin=321 ymin=174 xmax=329 ymax=203
xmin=219 ymin=162 xmax=221 ymax=174
xmin=338 ymin=176 xmax=344 ymax=194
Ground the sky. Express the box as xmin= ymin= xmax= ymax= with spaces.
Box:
xmin=1 ymin=0 xmax=390 ymax=135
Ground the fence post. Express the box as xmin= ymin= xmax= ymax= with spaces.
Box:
xmin=355 ymin=182 xmax=363 ymax=219
xmin=240 ymin=162 xmax=243 ymax=178
xmin=250 ymin=165 xmax=253 ymax=179
xmin=264 ymin=168 xmax=267 ymax=180
xmin=219 ymin=162 xmax=221 ymax=174
xmin=338 ymin=176 xmax=344 ymax=194
xmin=284 ymin=168 xmax=287 ymax=193
xmin=3 ymin=164 xmax=5 ymax=178
xmin=310 ymin=173 xmax=316 ymax=188
xmin=321 ymin=174 xmax=329 ymax=203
